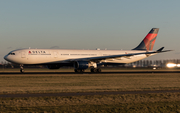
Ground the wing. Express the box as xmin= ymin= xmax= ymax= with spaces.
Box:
xmin=67 ymin=47 xmax=171 ymax=62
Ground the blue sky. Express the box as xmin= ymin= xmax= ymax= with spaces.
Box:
xmin=1 ymin=0 xmax=180 ymax=62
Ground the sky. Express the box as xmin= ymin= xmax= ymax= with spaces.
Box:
xmin=1 ymin=0 xmax=180 ymax=62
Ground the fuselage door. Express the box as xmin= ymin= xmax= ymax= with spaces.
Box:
xmin=54 ymin=52 xmax=58 ymax=58
xmin=21 ymin=51 xmax=26 ymax=58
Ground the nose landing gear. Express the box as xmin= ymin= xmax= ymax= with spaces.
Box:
xmin=20 ymin=65 xmax=24 ymax=73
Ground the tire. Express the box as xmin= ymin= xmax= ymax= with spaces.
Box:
xmin=91 ymin=68 xmax=94 ymax=72
xmin=97 ymin=68 xmax=101 ymax=72
xmin=80 ymin=69 xmax=85 ymax=72
xmin=75 ymin=69 xmax=84 ymax=73
xmin=74 ymin=69 xmax=78 ymax=72
xmin=91 ymin=68 xmax=101 ymax=73
xmin=20 ymin=69 xmax=24 ymax=73
xmin=91 ymin=68 xmax=98 ymax=73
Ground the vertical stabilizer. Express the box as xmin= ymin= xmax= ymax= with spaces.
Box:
xmin=133 ymin=28 xmax=159 ymax=51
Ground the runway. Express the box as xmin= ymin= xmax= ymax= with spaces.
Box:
xmin=1 ymin=70 xmax=180 ymax=75
xmin=0 ymin=90 xmax=180 ymax=98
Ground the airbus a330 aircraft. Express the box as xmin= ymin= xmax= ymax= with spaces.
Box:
xmin=4 ymin=28 xmax=171 ymax=73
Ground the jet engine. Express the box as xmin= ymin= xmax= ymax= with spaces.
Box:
xmin=74 ymin=61 xmax=89 ymax=69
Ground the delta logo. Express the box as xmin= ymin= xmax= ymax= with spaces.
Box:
xmin=28 ymin=51 xmax=46 ymax=54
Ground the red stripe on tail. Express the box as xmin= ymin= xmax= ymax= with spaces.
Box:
xmin=143 ymin=33 xmax=157 ymax=51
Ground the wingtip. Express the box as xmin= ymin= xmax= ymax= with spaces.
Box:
xmin=156 ymin=47 xmax=173 ymax=53
xmin=157 ymin=47 xmax=164 ymax=52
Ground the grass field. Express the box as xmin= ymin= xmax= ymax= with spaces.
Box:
xmin=1 ymin=68 xmax=180 ymax=112
xmin=0 ymin=73 xmax=180 ymax=94
xmin=1 ymin=93 xmax=180 ymax=112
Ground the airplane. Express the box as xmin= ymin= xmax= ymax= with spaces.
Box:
xmin=4 ymin=28 xmax=171 ymax=73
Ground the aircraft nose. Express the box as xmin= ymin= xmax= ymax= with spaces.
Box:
xmin=4 ymin=55 xmax=9 ymax=61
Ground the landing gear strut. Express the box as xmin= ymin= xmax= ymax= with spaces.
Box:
xmin=20 ymin=64 xmax=24 ymax=73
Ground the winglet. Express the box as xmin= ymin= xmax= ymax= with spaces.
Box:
xmin=156 ymin=47 xmax=164 ymax=52
xmin=156 ymin=47 xmax=172 ymax=53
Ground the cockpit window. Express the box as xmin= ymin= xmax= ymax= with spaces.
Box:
xmin=8 ymin=53 xmax=15 ymax=55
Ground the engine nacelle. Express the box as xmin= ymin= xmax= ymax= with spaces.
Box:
xmin=74 ymin=61 xmax=89 ymax=69
xmin=47 ymin=65 xmax=61 ymax=69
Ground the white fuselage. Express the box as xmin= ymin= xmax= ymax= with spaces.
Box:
xmin=4 ymin=49 xmax=153 ymax=65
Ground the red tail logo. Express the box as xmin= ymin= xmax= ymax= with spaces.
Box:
xmin=143 ymin=33 xmax=157 ymax=51
xmin=133 ymin=28 xmax=159 ymax=51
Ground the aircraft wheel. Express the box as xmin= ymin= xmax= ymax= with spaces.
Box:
xmin=90 ymin=68 xmax=94 ymax=72
xmin=97 ymin=68 xmax=101 ymax=72
xmin=75 ymin=69 xmax=84 ymax=73
xmin=94 ymin=68 xmax=97 ymax=72
xmin=74 ymin=69 xmax=78 ymax=72
xmin=75 ymin=69 xmax=81 ymax=72
xmin=80 ymin=69 xmax=85 ymax=72
xmin=91 ymin=68 xmax=101 ymax=73
xmin=91 ymin=68 xmax=97 ymax=73
xmin=20 ymin=69 xmax=24 ymax=73
xmin=20 ymin=64 xmax=24 ymax=73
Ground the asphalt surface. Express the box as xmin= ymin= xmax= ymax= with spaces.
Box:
xmin=0 ymin=90 xmax=180 ymax=98
xmin=1 ymin=70 xmax=180 ymax=74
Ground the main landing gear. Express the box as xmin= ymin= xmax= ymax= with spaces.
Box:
xmin=90 ymin=68 xmax=101 ymax=73
xmin=74 ymin=69 xmax=85 ymax=73
xmin=20 ymin=65 xmax=24 ymax=73
xmin=74 ymin=68 xmax=101 ymax=73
